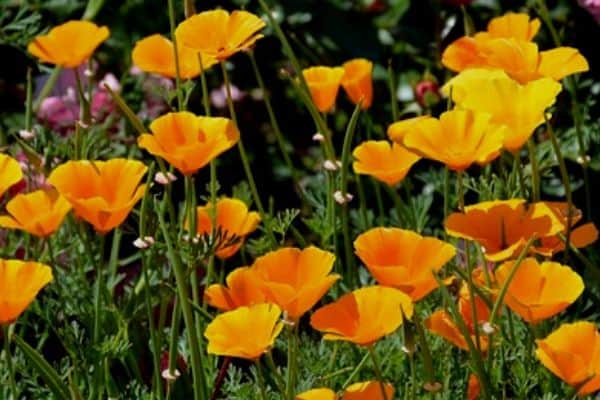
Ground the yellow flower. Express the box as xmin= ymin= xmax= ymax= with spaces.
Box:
xmin=387 ymin=115 xmax=434 ymax=144
xmin=341 ymin=58 xmax=373 ymax=109
xmin=479 ymin=13 xmax=541 ymax=42
xmin=352 ymin=141 xmax=420 ymax=186
xmin=303 ymin=66 xmax=346 ymax=113
xmin=0 ymin=154 xmax=23 ymax=198
xmin=295 ymin=388 xmax=336 ymax=400
xmin=342 ymin=381 xmax=395 ymax=400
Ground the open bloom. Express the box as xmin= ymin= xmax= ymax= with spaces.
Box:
xmin=175 ymin=9 xmax=265 ymax=61
xmin=341 ymin=58 xmax=373 ymax=109
xmin=193 ymin=197 xmax=260 ymax=258
xmin=204 ymin=267 xmax=267 ymax=311
xmin=343 ymin=381 xmax=395 ymax=400
xmin=47 ymin=159 xmax=147 ymax=233
xmin=0 ymin=189 xmax=71 ymax=237
xmin=138 ymin=112 xmax=239 ymax=175
xmin=311 ymin=286 xmax=413 ymax=346
xmin=495 ymin=258 xmax=584 ymax=324
xmin=295 ymin=388 xmax=336 ymax=400
xmin=354 ymin=227 xmax=455 ymax=301
xmin=27 ymin=20 xmax=110 ymax=68
xmin=401 ymin=109 xmax=505 ymax=171
xmin=303 ymin=66 xmax=345 ymax=113
xmin=132 ymin=34 xmax=217 ymax=79
xmin=352 ymin=141 xmax=420 ymax=186
xmin=0 ymin=154 xmax=23 ymax=198
xmin=536 ymin=321 xmax=600 ymax=396
xmin=251 ymin=246 xmax=339 ymax=320
xmin=205 ymin=303 xmax=283 ymax=359
xmin=387 ymin=115 xmax=434 ymax=144
xmin=0 ymin=259 xmax=53 ymax=324
xmin=445 ymin=199 xmax=564 ymax=262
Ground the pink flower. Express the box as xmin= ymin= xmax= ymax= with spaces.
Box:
xmin=210 ymin=83 xmax=246 ymax=109
xmin=579 ymin=0 xmax=600 ymax=23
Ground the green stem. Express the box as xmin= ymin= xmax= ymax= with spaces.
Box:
xmin=167 ymin=0 xmax=184 ymax=111
xmin=25 ymin=68 xmax=33 ymax=131
xmin=413 ymin=312 xmax=437 ymax=385
xmin=4 ymin=325 xmax=18 ymax=399
xmin=387 ymin=60 xmax=399 ymax=121
xmin=340 ymin=352 xmax=370 ymax=388
xmin=265 ymin=352 xmax=287 ymax=396
xmin=527 ymin=140 xmax=540 ymax=201
xmin=286 ymin=325 xmax=298 ymax=400
xmin=367 ymin=346 xmax=389 ymax=400
xmin=33 ymin=67 xmax=62 ymax=112
xmin=167 ymin=299 xmax=182 ymax=379
xmin=254 ymin=360 xmax=268 ymax=400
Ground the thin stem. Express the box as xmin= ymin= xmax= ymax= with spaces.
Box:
xmin=25 ymin=68 xmax=33 ymax=131
xmin=167 ymin=299 xmax=181 ymax=381
xmin=4 ymin=325 xmax=18 ymax=399
xmin=413 ymin=312 xmax=437 ymax=385
xmin=368 ymin=346 xmax=389 ymax=400
xmin=387 ymin=60 xmax=399 ymax=121
xmin=265 ymin=352 xmax=287 ymax=396
xmin=167 ymin=0 xmax=184 ymax=110
xmin=254 ymin=359 xmax=268 ymax=400
xmin=286 ymin=325 xmax=298 ymax=400
xmin=527 ymin=140 xmax=540 ymax=201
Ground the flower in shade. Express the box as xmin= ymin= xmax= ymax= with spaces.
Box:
xmin=342 ymin=381 xmax=395 ymax=400
xmin=442 ymin=69 xmax=561 ymax=152
xmin=310 ymin=286 xmax=413 ymax=346
xmin=387 ymin=115 xmax=434 ymax=144
xmin=138 ymin=111 xmax=239 ymax=175
xmin=204 ymin=267 xmax=267 ymax=311
xmin=47 ymin=159 xmax=147 ymax=234
xmin=341 ymin=58 xmax=373 ymax=109
xmin=0 ymin=189 xmax=71 ymax=237
xmin=445 ymin=199 xmax=564 ymax=262
xmin=295 ymin=388 xmax=336 ymax=400
xmin=303 ymin=66 xmax=346 ymax=113
xmin=467 ymin=374 xmax=481 ymax=400
xmin=401 ymin=109 xmax=505 ymax=171
xmin=0 ymin=259 xmax=53 ymax=325
xmin=0 ymin=154 xmax=23 ymax=198
xmin=251 ymin=246 xmax=339 ymax=320
xmin=204 ymin=303 xmax=283 ymax=359
xmin=27 ymin=21 xmax=110 ymax=68
xmin=354 ymin=227 xmax=455 ymax=301
xmin=536 ymin=321 xmax=600 ymax=396
xmin=352 ymin=141 xmax=420 ymax=186
xmin=175 ymin=10 xmax=265 ymax=61
xmin=131 ymin=34 xmax=217 ymax=79
xmin=495 ymin=258 xmax=584 ymax=324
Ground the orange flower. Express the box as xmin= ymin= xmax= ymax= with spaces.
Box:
xmin=27 ymin=20 xmax=109 ymax=68
xmin=204 ymin=267 xmax=267 ymax=311
xmin=0 ymin=189 xmax=71 ymax=237
xmin=138 ymin=112 xmax=239 ymax=176
xmin=175 ymin=9 xmax=265 ymax=61
xmin=310 ymin=286 xmax=413 ymax=346
xmin=204 ymin=303 xmax=283 ymax=359
xmin=303 ymin=66 xmax=345 ymax=113
xmin=354 ymin=227 xmax=455 ymax=301
xmin=193 ymin=197 xmax=260 ymax=259
xmin=131 ymin=34 xmax=217 ymax=79
xmin=495 ymin=258 xmax=584 ymax=324
xmin=341 ymin=58 xmax=373 ymax=109
xmin=387 ymin=115 xmax=434 ymax=144
xmin=0 ymin=259 xmax=53 ymax=325
xmin=47 ymin=159 xmax=147 ymax=234
xmin=536 ymin=321 xmax=600 ymax=396
xmin=295 ymin=388 xmax=336 ymax=400
xmin=0 ymin=154 xmax=23 ymax=198
xmin=251 ymin=246 xmax=339 ymax=320
xmin=352 ymin=141 xmax=420 ymax=186
xmin=467 ymin=374 xmax=481 ymax=400
xmin=445 ymin=199 xmax=564 ymax=262
xmin=342 ymin=381 xmax=395 ymax=400
xmin=479 ymin=13 xmax=541 ymax=42
xmin=401 ymin=109 xmax=505 ymax=171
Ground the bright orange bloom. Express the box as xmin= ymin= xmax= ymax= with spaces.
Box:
xmin=402 ymin=109 xmax=505 ymax=171
xmin=204 ymin=267 xmax=267 ymax=311
xmin=495 ymin=258 xmax=584 ymax=324
xmin=27 ymin=21 xmax=109 ymax=68
xmin=0 ymin=154 xmax=23 ymax=198
xmin=536 ymin=321 xmax=600 ymax=396
xmin=310 ymin=286 xmax=413 ymax=346
xmin=303 ymin=66 xmax=345 ymax=113
xmin=467 ymin=374 xmax=481 ymax=400
xmin=204 ymin=303 xmax=283 ymax=359
xmin=445 ymin=199 xmax=564 ymax=262
xmin=295 ymin=388 xmax=336 ymax=400
xmin=352 ymin=141 xmax=420 ymax=186
xmin=481 ymin=13 xmax=541 ymax=42
xmin=175 ymin=10 xmax=265 ymax=61
xmin=138 ymin=112 xmax=239 ymax=175
xmin=0 ymin=189 xmax=71 ymax=237
xmin=0 ymin=259 xmax=53 ymax=325
xmin=251 ymin=247 xmax=339 ymax=320
xmin=341 ymin=58 xmax=373 ymax=109
xmin=194 ymin=197 xmax=260 ymax=258
xmin=131 ymin=34 xmax=217 ymax=79
xmin=387 ymin=115 xmax=434 ymax=144
xmin=354 ymin=227 xmax=455 ymax=301
xmin=342 ymin=381 xmax=395 ymax=400
xmin=47 ymin=159 xmax=147 ymax=234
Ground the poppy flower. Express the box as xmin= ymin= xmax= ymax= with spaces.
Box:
xmin=467 ymin=374 xmax=481 ymax=400
xmin=401 ymin=109 xmax=505 ymax=171
xmin=295 ymin=388 xmax=336 ymax=400
xmin=0 ymin=154 xmax=23 ymax=198
xmin=251 ymin=246 xmax=339 ymax=320
xmin=204 ymin=303 xmax=283 ymax=360
xmin=175 ymin=9 xmax=265 ymax=61
xmin=302 ymin=66 xmax=346 ymax=113
xmin=445 ymin=199 xmax=564 ymax=262
xmin=352 ymin=141 xmax=420 ymax=186
xmin=495 ymin=258 xmax=584 ymax=324
xmin=310 ymin=286 xmax=413 ymax=346
xmin=204 ymin=267 xmax=267 ymax=311
xmin=342 ymin=381 xmax=395 ymax=400
xmin=442 ymin=69 xmax=561 ymax=152
xmin=27 ymin=20 xmax=110 ymax=68
xmin=341 ymin=58 xmax=373 ymax=109
xmin=479 ymin=13 xmax=541 ymax=42
xmin=193 ymin=197 xmax=260 ymax=258
xmin=138 ymin=111 xmax=239 ymax=176
xmin=131 ymin=34 xmax=217 ymax=79
xmin=387 ymin=115 xmax=434 ymax=144
xmin=0 ymin=189 xmax=71 ymax=237
xmin=536 ymin=321 xmax=600 ymax=395
xmin=0 ymin=259 xmax=53 ymax=325
xmin=47 ymin=159 xmax=147 ymax=234
xmin=354 ymin=227 xmax=455 ymax=301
